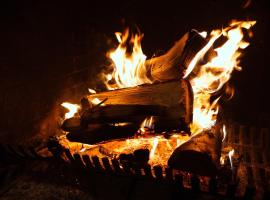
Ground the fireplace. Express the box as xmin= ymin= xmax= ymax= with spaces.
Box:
xmin=0 ymin=1 xmax=269 ymax=200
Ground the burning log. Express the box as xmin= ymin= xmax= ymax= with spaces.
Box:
xmin=81 ymin=104 xmax=168 ymax=126
xmin=66 ymin=117 xmax=187 ymax=145
xmin=66 ymin=123 xmax=139 ymax=144
xmin=62 ymin=104 xmax=171 ymax=132
xmin=86 ymin=80 xmax=193 ymax=125
xmin=168 ymin=126 xmax=222 ymax=177
xmin=61 ymin=117 xmax=81 ymax=132
xmin=145 ymin=30 xmax=208 ymax=82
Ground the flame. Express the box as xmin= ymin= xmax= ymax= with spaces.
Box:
xmin=222 ymin=125 xmax=227 ymax=142
xmin=186 ymin=20 xmax=256 ymax=135
xmin=60 ymin=20 xmax=256 ymax=167
xmin=176 ymin=139 xmax=181 ymax=147
xmin=228 ymin=149 xmax=235 ymax=170
xmin=199 ymin=31 xmax=207 ymax=38
xmin=105 ymin=29 xmax=152 ymax=89
xmin=140 ymin=116 xmax=155 ymax=132
xmin=91 ymin=98 xmax=103 ymax=105
xmin=220 ymin=156 xmax=225 ymax=165
xmin=149 ymin=137 xmax=159 ymax=160
xmin=61 ymin=102 xmax=80 ymax=119
xmin=88 ymin=88 xmax=97 ymax=94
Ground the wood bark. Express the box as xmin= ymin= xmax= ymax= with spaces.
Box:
xmin=86 ymin=80 xmax=193 ymax=125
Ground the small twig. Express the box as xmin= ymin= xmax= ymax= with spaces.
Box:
xmin=91 ymin=98 xmax=108 ymax=112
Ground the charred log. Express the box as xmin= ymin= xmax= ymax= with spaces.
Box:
xmin=168 ymin=126 xmax=222 ymax=177
xmin=65 ymin=116 xmax=188 ymax=145
xmin=66 ymin=123 xmax=139 ymax=145
xmin=61 ymin=117 xmax=81 ymax=132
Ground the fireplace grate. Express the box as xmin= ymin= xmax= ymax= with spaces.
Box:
xmin=0 ymin=122 xmax=269 ymax=199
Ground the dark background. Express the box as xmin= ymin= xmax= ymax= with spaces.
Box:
xmin=0 ymin=0 xmax=269 ymax=143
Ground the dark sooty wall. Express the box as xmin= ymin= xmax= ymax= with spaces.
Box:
xmin=0 ymin=0 xmax=269 ymax=143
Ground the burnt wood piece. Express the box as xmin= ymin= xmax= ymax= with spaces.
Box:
xmin=168 ymin=127 xmax=222 ymax=177
xmin=66 ymin=117 xmax=189 ymax=145
xmin=145 ymin=30 xmax=208 ymax=82
xmin=81 ymin=104 xmax=169 ymax=125
xmin=62 ymin=104 xmax=173 ymax=132
xmin=61 ymin=117 xmax=81 ymax=132
xmin=66 ymin=123 xmax=139 ymax=144
xmin=86 ymin=80 xmax=193 ymax=125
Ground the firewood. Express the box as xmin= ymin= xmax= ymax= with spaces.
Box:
xmin=168 ymin=126 xmax=222 ymax=177
xmin=61 ymin=117 xmax=81 ymax=132
xmin=145 ymin=30 xmax=208 ymax=82
xmin=66 ymin=123 xmax=139 ymax=144
xmin=81 ymin=104 xmax=168 ymax=126
xmin=86 ymin=80 xmax=193 ymax=125
xmin=66 ymin=116 xmax=188 ymax=145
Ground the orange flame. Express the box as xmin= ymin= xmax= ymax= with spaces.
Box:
xmin=222 ymin=125 xmax=227 ymax=142
xmin=185 ymin=20 xmax=256 ymax=135
xmin=140 ymin=116 xmax=154 ymax=130
xmin=105 ymin=29 xmax=152 ymax=89
xmin=61 ymin=102 xmax=80 ymax=119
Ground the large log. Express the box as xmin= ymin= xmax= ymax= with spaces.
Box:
xmin=66 ymin=123 xmax=139 ymax=144
xmin=145 ymin=30 xmax=208 ymax=82
xmin=86 ymin=80 xmax=193 ymax=125
xmin=168 ymin=126 xmax=222 ymax=177
xmin=81 ymin=104 xmax=168 ymax=125
xmin=65 ymin=116 xmax=188 ymax=145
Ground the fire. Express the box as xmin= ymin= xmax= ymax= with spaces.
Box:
xmin=104 ymin=20 xmax=255 ymax=136
xmin=61 ymin=102 xmax=80 ymax=119
xmin=185 ymin=20 xmax=256 ymax=135
xmin=149 ymin=137 xmax=159 ymax=160
xmin=105 ymin=29 xmax=152 ymax=89
xmin=228 ymin=149 xmax=235 ymax=170
xmin=59 ymin=20 xmax=256 ymax=168
xmin=123 ymin=133 xmax=189 ymax=165
xmin=138 ymin=116 xmax=155 ymax=134
xmin=222 ymin=125 xmax=227 ymax=142
xmin=88 ymin=88 xmax=97 ymax=94
xmin=90 ymin=97 xmax=103 ymax=105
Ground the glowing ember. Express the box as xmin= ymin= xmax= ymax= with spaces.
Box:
xmin=149 ymin=137 xmax=159 ymax=159
xmin=90 ymin=97 xmax=105 ymax=106
xmin=88 ymin=88 xmax=97 ymax=94
xmin=61 ymin=102 xmax=80 ymax=119
xmin=105 ymin=29 xmax=152 ymax=89
xmin=220 ymin=156 xmax=225 ymax=165
xmin=185 ymin=20 xmax=256 ymax=135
